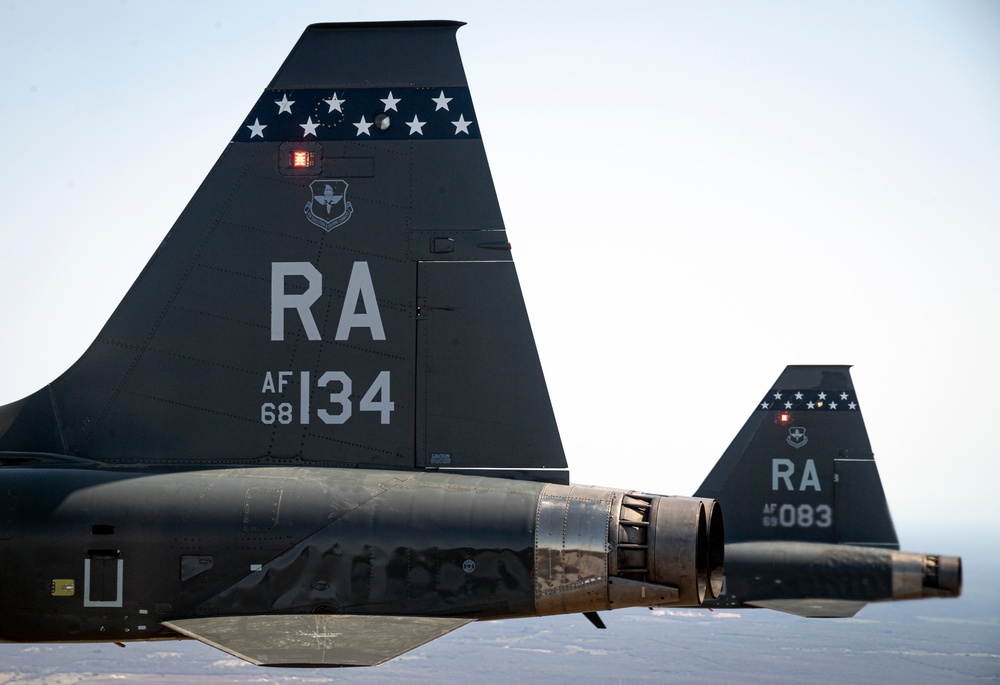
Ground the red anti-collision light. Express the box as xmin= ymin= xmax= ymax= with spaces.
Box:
xmin=291 ymin=150 xmax=315 ymax=168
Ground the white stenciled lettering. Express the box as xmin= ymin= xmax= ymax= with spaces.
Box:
xmin=335 ymin=262 xmax=385 ymax=341
xmin=360 ymin=370 xmax=394 ymax=424
xmin=772 ymin=459 xmax=794 ymax=491
xmin=261 ymin=402 xmax=293 ymax=425
xmin=797 ymin=503 xmax=814 ymax=526
xmin=779 ymin=503 xmax=796 ymax=527
xmin=299 ymin=371 xmax=310 ymax=425
xmin=270 ymin=261 xmax=385 ymax=342
xmin=771 ymin=458 xmax=822 ymax=491
xmin=257 ymin=370 xmax=394 ymax=426
xmin=761 ymin=503 xmax=833 ymax=528
xmin=271 ymin=262 xmax=322 ymax=341
xmin=261 ymin=371 xmax=294 ymax=393
xmin=799 ymin=459 xmax=820 ymax=491
xmin=815 ymin=504 xmax=832 ymax=527
xmin=317 ymin=371 xmax=352 ymax=425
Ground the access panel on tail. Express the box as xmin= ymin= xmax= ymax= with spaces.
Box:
xmin=0 ymin=22 xmax=565 ymax=479
xmin=697 ymin=366 xmax=961 ymax=617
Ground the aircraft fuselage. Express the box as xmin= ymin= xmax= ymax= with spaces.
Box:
xmin=704 ymin=541 xmax=962 ymax=617
xmin=0 ymin=464 xmax=719 ymax=643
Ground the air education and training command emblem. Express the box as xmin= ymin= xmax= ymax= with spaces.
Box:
xmin=305 ymin=179 xmax=353 ymax=232
xmin=786 ymin=427 xmax=808 ymax=449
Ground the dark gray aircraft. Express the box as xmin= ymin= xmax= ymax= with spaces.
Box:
xmin=695 ymin=364 xmax=960 ymax=617
xmin=0 ymin=22 xmax=958 ymax=667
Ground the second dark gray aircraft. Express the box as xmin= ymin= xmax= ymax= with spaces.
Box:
xmin=0 ymin=21 xmax=959 ymax=667
xmin=696 ymin=364 xmax=960 ymax=618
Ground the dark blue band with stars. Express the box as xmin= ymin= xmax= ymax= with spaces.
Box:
xmin=233 ymin=87 xmax=479 ymax=142
xmin=757 ymin=389 xmax=859 ymax=411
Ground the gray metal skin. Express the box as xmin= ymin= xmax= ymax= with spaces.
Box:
xmin=696 ymin=366 xmax=961 ymax=617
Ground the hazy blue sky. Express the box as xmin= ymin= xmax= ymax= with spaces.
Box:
xmin=0 ymin=0 xmax=997 ymax=541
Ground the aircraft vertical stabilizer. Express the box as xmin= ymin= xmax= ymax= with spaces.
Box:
xmin=696 ymin=365 xmax=897 ymax=547
xmin=697 ymin=365 xmax=960 ymax=617
xmin=0 ymin=22 xmax=566 ymax=480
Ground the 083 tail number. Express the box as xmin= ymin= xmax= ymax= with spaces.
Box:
xmin=761 ymin=503 xmax=832 ymax=528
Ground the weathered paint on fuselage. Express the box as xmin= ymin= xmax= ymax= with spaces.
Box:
xmin=705 ymin=541 xmax=962 ymax=616
xmin=0 ymin=464 xmax=719 ymax=644
xmin=0 ymin=466 xmax=543 ymax=642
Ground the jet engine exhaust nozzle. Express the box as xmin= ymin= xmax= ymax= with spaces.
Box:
xmin=613 ymin=494 xmax=725 ymax=606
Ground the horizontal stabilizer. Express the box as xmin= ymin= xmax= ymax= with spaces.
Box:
xmin=745 ymin=599 xmax=867 ymax=618
xmin=163 ymin=614 xmax=472 ymax=667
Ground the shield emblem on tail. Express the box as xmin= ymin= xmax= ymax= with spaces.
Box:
xmin=305 ymin=179 xmax=353 ymax=231
xmin=787 ymin=427 xmax=808 ymax=449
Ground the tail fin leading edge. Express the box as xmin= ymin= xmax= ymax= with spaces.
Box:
xmin=695 ymin=365 xmax=898 ymax=548
xmin=0 ymin=22 xmax=567 ymax=478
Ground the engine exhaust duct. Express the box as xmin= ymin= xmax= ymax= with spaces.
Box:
xmin=533 ymin=484 xmax=724 ymax=615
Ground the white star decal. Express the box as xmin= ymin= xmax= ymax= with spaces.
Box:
xmin=840 ymin=392 xmax=849 ymax=400
xmin=275 ymin=94 xmax=294 ymax=114
xmin=773 ymin=391 xmax=783 ymax=400
xmin=381 ymin=91 xmax=401 ymax=111
xmin=246 ymin=118 xmax=266 ymax=139
xmin=794 ymin=392 xmax=803 ymax=400
xmin=300 ymin=116 xmax=320 ymax=138
xmin=784 ymin=401 xmax=793 ymax=409
xmin=354 ymin=116 xmax=373 ymax=136
xmin=432 ymin=90 xmax=452 ymax=111
xmin=848 ymin=402 xmax=857 ymax=410
xmin=406 ymin=115 xmax=426 ymax=136
xmin=324 ymin=93 xmax=345 ymax=113
xmin=807 ymin=401 xmax=815 ymax=409
xmin=829 ymin=401 xmax=838 ymax=410
xmin=817 ymin=392 xmax=827 ymax=400
xmin=452 ymin=114 xmax=473 ymax=135
xmin=760 ymin=402 xmax=769 ymax=409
